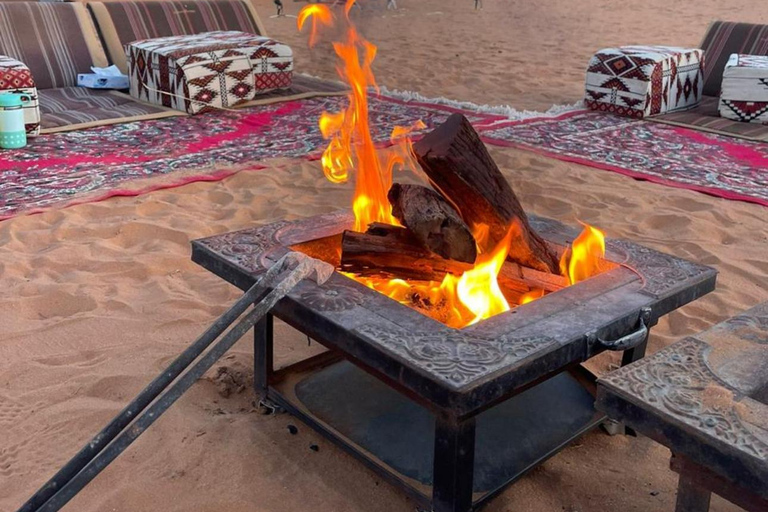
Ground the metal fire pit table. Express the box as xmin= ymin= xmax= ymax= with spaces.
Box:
xmin=191 ymin=210 xmax=717 ymax=512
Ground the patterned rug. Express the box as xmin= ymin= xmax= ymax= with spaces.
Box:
xmin=0 ymin=95 xmax=503 ymax=220
xmin=481 ymin=110 xmax=768 ymax=207
xmin=3 ymin=96 xmax=767 ymax=220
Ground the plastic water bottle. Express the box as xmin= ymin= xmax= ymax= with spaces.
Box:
xmin=0 ymin=93 xmax=31 ymax=149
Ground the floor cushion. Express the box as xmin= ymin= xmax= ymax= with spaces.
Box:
xmin=585 ymin=45 xmax=704 ymax=118
xmin=0 ymin=56 xmax=40 ymax=136
xmin=126 ymin=31 xmax=293 ymax=115
xmin=719 ymin=54 xmax=768 ymax=124
xmin=699 ymin=21 xmax=768 ymax=97
xmin=88 ymin=0 xmax=267 ymax=75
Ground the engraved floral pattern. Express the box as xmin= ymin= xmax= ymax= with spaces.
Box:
xmin=602 ymin=337 xmax=768 ymax=460
xmin=606 ymin=239 xmax=714 ymax=297
xmin=356 ymin=325 xmax=555 ymax=386
xmin=301 ymin=284 xmax=364 ymax=312
xmin=196 ymin=220 xmax=290 ymax=273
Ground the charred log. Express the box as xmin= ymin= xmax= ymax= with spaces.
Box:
xmin=412 ymin=113 xmax=560 ymax=273
xmin=387 ymin=183 xmax=476 ymax=264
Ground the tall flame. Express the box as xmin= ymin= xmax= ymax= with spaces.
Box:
xmin=300 ymin=2 xmax=399 ymax=232
xmin=560 ymin=223 xmax=606 ymax=285
xmin=298 ymin=2 xmax=610 ymax=328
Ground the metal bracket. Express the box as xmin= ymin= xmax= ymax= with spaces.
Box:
xmin=256 ymin=398 xmax=284 ymax=415
xmin=587 ymin=307 xmax=652 ymax=354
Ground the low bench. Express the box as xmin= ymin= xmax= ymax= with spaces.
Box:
xmin=597 ymin=302 xmax=768 ymax=512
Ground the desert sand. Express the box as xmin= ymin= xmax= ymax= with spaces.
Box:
xmin=2 ymin=1 xmax=768 ymax=511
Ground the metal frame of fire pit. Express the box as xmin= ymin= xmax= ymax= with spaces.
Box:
xmin=191 ymin=209 xmax=717 ymax=512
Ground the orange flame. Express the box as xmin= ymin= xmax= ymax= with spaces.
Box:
xmin=297 ymin=4 xmax=334 ymax=47
xmin=452 ymin=224 xmax=516 ymax=324
xmin=560 ymin=223 xmax=606 ymax=285
xmin=299 ymin=5 xmax=606 ymax=328
xmin=311 ymin=9 xmax=405 ymax=232
xmin=518 ymin=288 xmax=545 ymax=305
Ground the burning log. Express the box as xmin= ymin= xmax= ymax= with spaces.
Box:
xmin=412 ymin=113 xmax=560 ymax=274
xmin=339 ymin=223 xmax=473 ymax=282
xmin=387 ymin=183 xmax=477 ymax=264
xmin=340 ymin=223 xmax=567 ymax=294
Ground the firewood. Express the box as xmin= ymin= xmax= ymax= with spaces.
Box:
xmin=387 ymin=183 xmax=477 ymax=264
xmin=339 ymin=223 xmax=471 ymax=282
xmin=340 ymin=223 xmax=567 ymax=294
xmin=412 ymin=113 xmax=560 ymax=274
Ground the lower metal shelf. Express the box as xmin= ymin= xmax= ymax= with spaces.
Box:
xmin=270 ymin=359 xmax=605 ymax=508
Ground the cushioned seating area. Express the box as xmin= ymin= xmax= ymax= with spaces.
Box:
xmin=88 ymin=0 xmax=267 ymax=73
xmin=127 ymin=31 xmax=292 ymax=114
xmin=0 ymin=2 xmax=107 ymax=89
xmin=585 ymin=45 xmax=703 ymax=119
xmin=651 ymin=21 xmax=768 ymax=140
xmin=38 ymin=87 xmax=179 ymax=132
xmin=718 ymin=54 xmax=768 ymax=124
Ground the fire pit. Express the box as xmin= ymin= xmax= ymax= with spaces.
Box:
xmin=190 ymin=4 xmax=716 ymax=510
xmin=191 ymin=209 xmax=716 ymax=512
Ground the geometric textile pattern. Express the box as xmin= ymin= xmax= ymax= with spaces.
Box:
xmin=719 ymin=100 xmax=768 ymax=123
xmin=699 ymin=21 xmax=768 ymax=97
xmin=89 ymin=0 xmax=266 ymax=74
xmin=0 ymin=56 xmax=40 ymax=136
xmin=719 ymin=54 xmax=768 ymax=124
xmin=585 ymin=45 xmax=704 ymax=119
xmin=126 ymin=31 xmax=292 ymax=115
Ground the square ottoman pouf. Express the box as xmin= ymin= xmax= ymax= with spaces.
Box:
xmin=585 ymin=46 xmax=704 ymax=118
xmin=0 ymin=55 xmax=40 ymax=136
xmin=719 ymin=53 xmax=768 ymax=123
xmin=127 ymin=31 xmax=293 ymax=114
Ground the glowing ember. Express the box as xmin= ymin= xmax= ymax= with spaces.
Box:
xmin=298 ymin=1 xmax=608 ymax=327
xmin=519 ymin=288 xmax=545 ymax=305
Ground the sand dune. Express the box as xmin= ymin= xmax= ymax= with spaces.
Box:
xmin=2 ymin=0 xmax=767 ymax=511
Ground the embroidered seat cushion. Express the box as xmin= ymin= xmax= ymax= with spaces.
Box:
xmin=0 ymin=56 xmax=40 ymax=136
xmin=585 ymin=46 xmax=704 ymax=118
xmin=88 ymin=0 xmax=267 ymax=75
xmin=126 ymin=31 xmax=293 ymax=115
xmin=718 ymin=54 xmax=768 ymax=124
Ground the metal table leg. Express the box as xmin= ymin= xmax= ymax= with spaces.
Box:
xmin=675 ymin=473 xmax=712 ymax=512
xmin=254 ymin=313 xmax=274 ymax=403
xmin=432 ymin=415 xmax=476 ymax=512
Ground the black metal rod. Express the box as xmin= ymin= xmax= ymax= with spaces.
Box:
xmin=16 ymin=260 xmax=291 ymax=512
xmin=32 ymin=261 xmax=314 ymax=512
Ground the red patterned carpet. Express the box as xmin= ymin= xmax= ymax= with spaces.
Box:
xmin=1 ymin=97 xmax=766 ymax=220
xmin=0 ymin=95 xmax=502 ymax=220
xmin=481 ymin=110 xmax=768 ymax=207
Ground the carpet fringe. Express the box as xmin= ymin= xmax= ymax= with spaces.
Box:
xmin=296 ymin=73 xmax=585 ymax=121
xmin=376 ymin=85 xmax=584 ymax=120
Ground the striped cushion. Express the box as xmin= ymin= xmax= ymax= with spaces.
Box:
xmin=89 ymin=0 xmax=267 ymax=74
xmin=700 ymin=21 xmax=768 ymax=97
xmin=0 ymin=2 xmax=108 ymax=89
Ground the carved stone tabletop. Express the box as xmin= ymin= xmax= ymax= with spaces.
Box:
xmin=192 ymin=210 xmax=716 ymax=417
xmin=597 ymin=301 xmax=768 ymax=500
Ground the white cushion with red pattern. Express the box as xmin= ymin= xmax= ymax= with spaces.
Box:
xmin=718 ymin=53 xmax=768 ymax=124
xmin=585 ymin=45 xmax=704 ymax=119
xmin=126 ymin=31 xmax=292 ymax=115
